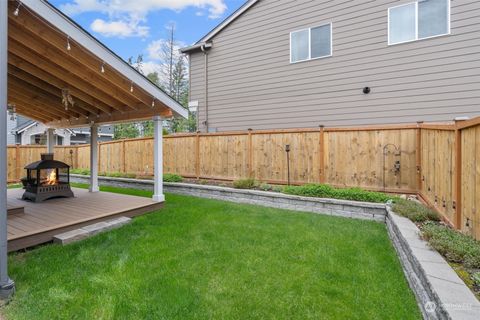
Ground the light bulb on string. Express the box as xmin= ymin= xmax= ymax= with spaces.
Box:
xmin=13 ymin=3 xmax=21 ymax=16
xmin=66 ymin=36 xmax=71 ymax=51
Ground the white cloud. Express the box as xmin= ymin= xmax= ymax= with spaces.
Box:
xmin=61 ymin=0 xmax=228 ymax=37
xmin=91 ymin=19 xmax=149 ymax=38
xmin=146 ymin=39 xmax=185 ymax=61
xmin=141 ymin=61 xmax=164 ymax=76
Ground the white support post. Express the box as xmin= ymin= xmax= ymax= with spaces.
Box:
xmin=46 ymin=128 xmax=55 ymax=154
xmin=152 ymin=116 xmax=165 ymax=202
xmin=0 ymin=0 xmax=15 ymax=302
xmin=89 ymin=124 xmax=99 ymax=193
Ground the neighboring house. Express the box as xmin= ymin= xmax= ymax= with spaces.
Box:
xmin=7 ymin=114 xmax=113 ymax=145
xmin=181 ymin=0 xmax=480 ymax=131
xmin=69 ymin=126 xmax=114 ymax=145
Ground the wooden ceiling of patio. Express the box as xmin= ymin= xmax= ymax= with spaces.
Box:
xmin=7 ymin=1 xmax=173 ymax=128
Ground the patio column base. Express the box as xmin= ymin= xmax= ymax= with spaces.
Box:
xmin=0 ymin=278 xmax=15 ymax=306
xmin=152 ymin=194 xmax=165 ymax=202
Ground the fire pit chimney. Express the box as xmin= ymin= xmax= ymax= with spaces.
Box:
xmin=41 ymin=153 xmax=54 ymax=161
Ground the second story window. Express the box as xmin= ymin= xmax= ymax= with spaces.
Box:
xmin=388 ymin=0 xmax=450 ymax=45
xmin=290 ymin=23 xmax=332 ymax=63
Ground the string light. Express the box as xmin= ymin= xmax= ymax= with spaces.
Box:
xmin=151 ymin=99 xmax=155 ymax=108
xmin=13 ymin=3 xmax=21 ymax=16
xmin=101 ymin=62 xmax=105 ymax=73
xmin=130 ymin=81 xmax=134 ymax=93
xmin=66 ymin=36 xmax=71 ymax=51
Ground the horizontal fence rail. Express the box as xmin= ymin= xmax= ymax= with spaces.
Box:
xmin=6 ymin=118 xmax=480 ymax=239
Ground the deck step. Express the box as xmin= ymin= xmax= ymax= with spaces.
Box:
xmin=7 ymin=206 xmax=24 ymax=216
xmin=53 ymin=216 xmax=131 ymax=245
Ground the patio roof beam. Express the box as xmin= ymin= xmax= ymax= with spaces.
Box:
xmin=8 ymin=54 xmax=112 ymax=115
xmin=12 ymin=106 xmax=57 ymax=124
xmin=9 ymin=78 xmax=88 ymax=118
xmin=8 ymin=98 xmax=60 ymax=123
xmin=8 ymin=89 xmax=68 ymax=121
xmin=8 ymin=7 xmax=159 ymax=112
xmin=8 ymin=42 xmax=127 ymax=113
xmin=9 ymin=70 xmax=100 ymax=118
xmin=8 ymin=64 xmax=106 ymax=114
xmin=8 ymin=25 xmax=141 ymax=111
xmin=49 ymin=106 xmax=173 ymax=128
xmin=9 ymin=82 xmax=79 ymax=119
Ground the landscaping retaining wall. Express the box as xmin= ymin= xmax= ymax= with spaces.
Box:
xmin=70 ymin=175 xmax=386 ymax=222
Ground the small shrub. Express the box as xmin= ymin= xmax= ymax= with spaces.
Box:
xmin=259 ymin=183 xmax=272 ymax=191
xmin=105 ymin=172 xmax=136 ymax=179
xmin=272 ymin=186 xmax=284 ymax=193
xmin=422 ymin=221 xmax=480 ymax=269
xmin=71 ymin=168 xmax=90 ymax=175
xmin=282 ymin=184 xmax=392 ymax=203
xmin=392 ymin=199 xmax=440 ymax=222
xmin=473 ymin=273 xmax=480 ymax=287
xmin=233 ymin=178 xmax=258 ymax=189
xmin=163 ymin=174 xmax=183 ymax=182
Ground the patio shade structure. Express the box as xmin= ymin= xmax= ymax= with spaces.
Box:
xmin=0 ymin=0 xmax=188 ymax=301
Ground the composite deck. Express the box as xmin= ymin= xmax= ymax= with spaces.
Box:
xmin=7 ymin=187 xmax=163 ymax=252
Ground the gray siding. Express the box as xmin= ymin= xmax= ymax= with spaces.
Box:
xmin=6 ymin=116 xmax=15 ymax=145
xmin=188 ymin=0 xmax=480 ymax=131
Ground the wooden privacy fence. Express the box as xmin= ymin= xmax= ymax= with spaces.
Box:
xmin=6 ymin=117 xmax=480 ymax=239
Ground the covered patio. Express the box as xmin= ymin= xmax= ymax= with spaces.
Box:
xmin=0 ymin=0 xmax=187 ymax=300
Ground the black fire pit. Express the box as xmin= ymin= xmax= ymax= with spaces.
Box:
xmin=22 ymin=153 xmax=74 ymax=202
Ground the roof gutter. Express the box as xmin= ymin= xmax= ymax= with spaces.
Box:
xmin=180 ymin=42 xmax=212 ymax=54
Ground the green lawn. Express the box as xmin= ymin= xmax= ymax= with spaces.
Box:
xmin=2 ymin=186 xmax=420 ymax=320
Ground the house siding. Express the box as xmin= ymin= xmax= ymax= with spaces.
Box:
xmin=188 ymin=0 xmax=480 ymax=131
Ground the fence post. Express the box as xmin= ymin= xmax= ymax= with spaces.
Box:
xmin=196 ymin=132 xmax=200 ymax=179
xmin=15 ymin=145 xmax=20 ymax=181
xmin=248 ymin=128 xmax=253 ymax=178
xmin=98 ymin=142 xmax=102 ymax=175
xmin=454 ymin=122 xmax=462 ymax=230
xmin=319 ymin=125 xmax=325 ymax=184
xmin=75 ymin=145 xmax=79 ymax=169
xmin=416 ymin=122 xmax=423 ymax=192
xmin=122 ymin=140 xmax=126 ymax=173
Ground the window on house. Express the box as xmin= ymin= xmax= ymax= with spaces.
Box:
xmin=290 ymin=23 xmax=332 ymax=63
xmin=388 ymin=0 xmax=450 ymax=45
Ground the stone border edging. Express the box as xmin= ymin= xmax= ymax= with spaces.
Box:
xmin=70 ymin=174 xmax=480 ymax=319
xmin=70 ymin=174 xmax=386 ymax=222
xmin=386 ymin=206 xmax=480 ymax=320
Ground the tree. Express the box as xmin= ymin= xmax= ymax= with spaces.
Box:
xmin=147 ymin=72 xmax=160 ymax=86
xmin=113 ymin=123 xmax=139 ymax=140
xmin=117 ymin=26 xmax=196 ymax=136
xmin=128 ymin=55 xmax=144 ymax=73
xmin=152 ymin=24 xmax=194 ymax=133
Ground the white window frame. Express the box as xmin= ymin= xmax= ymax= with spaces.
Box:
xmin=290 ymin=22 xmax=333 ymax=64
xmin=388 ymin=0 xmax=451 ymax=46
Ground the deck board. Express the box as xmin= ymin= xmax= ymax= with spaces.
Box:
xmin=7 ymin=188 xmax=163 ymax=251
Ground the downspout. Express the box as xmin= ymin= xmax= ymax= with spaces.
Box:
xmin=201 ymin=44 xmax=209 ymax=133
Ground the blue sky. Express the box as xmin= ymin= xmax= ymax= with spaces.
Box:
xmin=48 ymin=0 xmax=246 ymax=74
